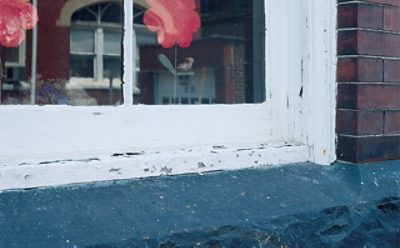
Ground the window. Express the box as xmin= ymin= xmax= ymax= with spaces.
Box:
xmin=4 ymin=41 xmax=26 ymax=67
xmin=1 ymin=42 xmax=26 ymax=105
xmin=0 ymin=0 xmax=265 ymax=106
xmin=69 ymin=3 xmax=123 ymax=105
xmin=0 ymin=0 xmax=336 ymax=190
xmin=135 ymin=0 xmax=265 ymax=105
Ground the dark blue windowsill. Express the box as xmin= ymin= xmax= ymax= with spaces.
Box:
xmin=0 ymin=161 xmax=399 ymax=247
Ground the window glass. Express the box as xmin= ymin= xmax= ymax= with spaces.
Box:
xmin=101 ymin=3 xmax=123 ymax=23
xmin=133 ymin=0 xmax=265 ymax=105
xmin=71 ymin=8 xmax=96 ymax=22
xmin=5 ymin=48 xmax=20 ymax=64
xmin=71 ymin=30 xmax=95 ymax=54
xmin=70 ymin=56 xmax=94 ymax=78
xmin=104 ymin=31 xmax=121 ymax=55
xmin=0 ymin=0 xmax=265 ymax=105
xmin=0 ymin=0 xmax=123 ymax=105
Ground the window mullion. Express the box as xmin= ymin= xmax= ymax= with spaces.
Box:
xmin=96 ymin=28 xmax=104 ymax=82
xmin=122 ymin=0 xmax=134 ymax=105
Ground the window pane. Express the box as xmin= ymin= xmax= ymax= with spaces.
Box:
xmin=70 ymin=56 xmax=94 ymax=78
xmin=5 ymin=48 xmax=20 ymax=64
xmin=103 ymin=57 xmax=121 ymax=79
xmin=134 ymin=0 xmax=265 ymax=105
xmin=71 ymin=8 xmax=97 ymax=22
xmin=0 ymin=1 xmax=123 ymax=105
xmin=104 ymin=31 xmax=121 ymax=55
xmin=71 ymin=30 xmax=95 ymax=54
xmin=101 ymin=3 xmax=123 ymax=23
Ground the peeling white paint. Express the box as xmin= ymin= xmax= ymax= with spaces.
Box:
xmin=0 ymin=104 xmax=276 ymax=162
xmin=0 ymin=143 xmax=308 ymax=191
xmin=0 ymin=0 xmax=337 ymax=190
xmin=266 ymin=0 xmax=336 ymax=165
xmin=305 ymin=0 xmax=337 ymax=165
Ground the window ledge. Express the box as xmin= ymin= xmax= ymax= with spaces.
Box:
xmin=0 ymin=143 xmax=308 ymax=191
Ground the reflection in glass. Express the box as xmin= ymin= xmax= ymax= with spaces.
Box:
xmin=70 ymin=30 xmax=95 ymax=53
xmin=0 ymin=1 xmax=123 ymax=105
xmin=134 ymin=0 xmax=265 ymax=105
xmin=0 ymin=0 xmax=265 ymax=105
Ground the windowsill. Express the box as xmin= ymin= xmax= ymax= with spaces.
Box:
xmin=68 ymin=78 xmax=122 ymax=89
xmin=0 ymin=142 xmax=308 ymax=191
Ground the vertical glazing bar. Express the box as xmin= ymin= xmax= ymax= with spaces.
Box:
xmin=123 ymin=0 xmax=134 ymax=105
xmin=30 ymin=0 xmax=38 ymax=104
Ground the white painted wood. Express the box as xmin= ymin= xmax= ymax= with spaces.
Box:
xmin=305 ymin=0 xmax=337 ymax=165
xmin=266 ymin=0 xmax=337 ymax=165
xmin=123 ymin=0 xmax=134 ymax=105
xmin=266 ymin=0 xmax=307 ymax=144
xmin=0 ymin=143 xmax=308 ymax=191
xmin=0 ymin=104 xmax=276 ymax=163
xmin=96 ymin=28 xmax=104 ymax=81
xmin=0 ymin=0 xmax=338 ymax=190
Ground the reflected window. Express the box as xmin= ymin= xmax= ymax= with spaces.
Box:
xmin=135 ymin=0 xmax=265 ymax=105
xmin=0 ymin=0 xmax=265 ymax=106
xmin=0 ymin=0 xmax=124 ymax=105
xmin=69 ymin=3 xmax=122 ymax=105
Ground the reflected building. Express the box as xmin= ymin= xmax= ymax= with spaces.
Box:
xmin=0 ymin=0 xmax=265 ymax=105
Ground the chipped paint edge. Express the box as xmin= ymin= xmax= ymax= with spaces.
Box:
xmin=0 ymin=143 xmax=308 ymax=191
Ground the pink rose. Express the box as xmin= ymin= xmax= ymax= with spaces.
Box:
xmin=144 ymin=0 xmax=201 ymax=48
xmin=0 ymin=0 xmax=38 ymax=47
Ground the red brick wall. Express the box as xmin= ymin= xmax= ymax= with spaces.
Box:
xmin=36 ymin=0 xmax=70 ymax=80
xmin=337 ymin=0 xmax=400 ymax=162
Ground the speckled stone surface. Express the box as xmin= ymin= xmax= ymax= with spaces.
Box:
xmin=0 ymin=161 xmax=400 ymax=247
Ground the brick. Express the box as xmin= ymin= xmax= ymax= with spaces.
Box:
xmin=358 ymin=58 xmax=384 ymax=81
xmin=384 ymin=111 xmax=400 ymax=134
xmin=358 ymin=84 xmax=400 ymax=109
xmin=337 ymin=3 xmax=383 ymax=29
xmin=338 ymin=4 xmax=358 ymax=28
xmin=384 ymin=33 xmax=400 ymax=57
xmin=337 ymin=136 xmax=357 ymax=162
xmin=339 ymin=0 xmax=400 ymax=6
xmin=337 ymin=110 xmax=384 ymax=135
xmin=357 ymin=136 xmax=400 ymax=162
xmin=358 ymin=30 xmax=385 ymax=56
xmin=338 ymin=30 xmax=385 ymax=56
xmin=338 ymin=84 xmax=400 ymax=110
xmin=337 ymin=30 xmax=358 ymax=55
xmin=365 ymin=0 xmax=400 ymax=7
xmin=337 ymin=58 xmax=358 ymax=81
xmin=337 ymin=135 xmax=400 ymax=163
xmin=337 ymin=84 xmax=358 ymax=109
xmin=337 ymin=58 xmax=383 ymax=82
xmin=358 ymin=4 xmax=383 ymax=29
xmin=337 ymin=110 xmax=357 ymax=134
xmin=384 ymin=6 xmax=400 ymax=31
xmin=384 ymin=60 xmax=400 ymax=82
xmin=336 ymin=0 xmax=400 ymax=164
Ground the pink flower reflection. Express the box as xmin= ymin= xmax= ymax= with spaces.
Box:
xmin=143 ymin=0 xmax=201 ymax=48
xmin=0 ymin=0 xmax=38 ymax=48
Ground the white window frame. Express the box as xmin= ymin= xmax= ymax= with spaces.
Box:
xmin=0 ymin=0 xmax=337 ymax=190
xmin=69 ymin=3 xmax=123 ymax=92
